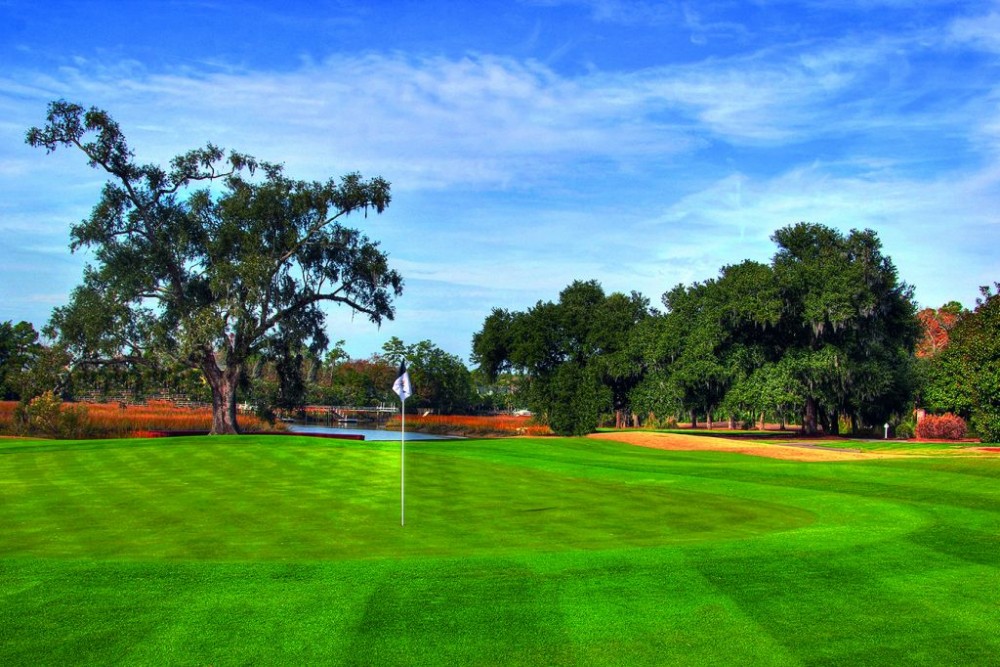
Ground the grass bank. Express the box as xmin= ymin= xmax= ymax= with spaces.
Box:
xmin=1 ymin=435 xmax=998 ymax=664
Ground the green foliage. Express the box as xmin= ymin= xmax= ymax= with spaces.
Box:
xmin=28 ymin=101 xmax=402 ymax=433
xmin=894 ymin=418 xmax=915 ymax=440
xmin=473 ymin=280 xmax=648 ymax=433
xmin=310 ymin=356 xmax=396 ymax=407
xmin=768 ymin=223 xmax=919 ymax=433
xmin=919 ymin=349 xmax=974 ymax=416
xmin=973 ymin=413 xmax=1000 ymax=445
xmin=382 ymin=337 xmax=474 ymax=413
xmin=13 ymin=390 xmax=90 ymax=438
xmin=471 ymin=308 xmax=515 ymax=379
xmin=927 ymin=285 xmax=1000 ymax=443
xmin=0 ymin=321 xmax=44 ymax=400
xmin=545 ymin=364 xmax=609 ymax=436
xmin=628 ymin=369 xmax=683 ymax=424
xmin=470 ymin=224 xmax=920 ymax=434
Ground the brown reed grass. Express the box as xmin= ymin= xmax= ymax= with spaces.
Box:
xmin=386 ymin=413 xmax=552 ymax=437
xmin=0 ymin=399 xmax=279 ymax=439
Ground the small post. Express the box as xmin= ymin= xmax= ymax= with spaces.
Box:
xmin=884 ymin=422 xmax=890 ymax=440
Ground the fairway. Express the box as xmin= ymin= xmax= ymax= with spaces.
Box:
xmin=1 ymin=435 xmax=999 ymax=665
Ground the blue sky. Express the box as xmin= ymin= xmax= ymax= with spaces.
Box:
xmin=1 ymin=1 xmax=999 ymax=362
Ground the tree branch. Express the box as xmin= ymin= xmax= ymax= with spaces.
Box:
xmin=257 ymin=287 xmax=381 ymax=338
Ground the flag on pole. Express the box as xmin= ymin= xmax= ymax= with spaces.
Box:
xmin=392 ymin=361 xmax=412 ymax=401
xmin=393 ymin=360 xmax=411 ymax=527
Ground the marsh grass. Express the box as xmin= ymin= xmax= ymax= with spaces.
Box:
xmin=0 ymin=400 xmax=277 ymax=438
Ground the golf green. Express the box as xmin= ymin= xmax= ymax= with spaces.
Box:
xmin=1 ymin=435 xmax=998 ymax=665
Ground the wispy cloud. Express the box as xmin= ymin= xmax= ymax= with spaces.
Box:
xmin=949 ymin=7 xmax=1000 ymax=53
xmin=645 ymin=160 xmax=1000 ymax=307
xmin=7 ymin=53 xmax=703 ymax=190
xmin=521 ymin=0 xmax=681 ymax=25
xmin=4 ymin=31 xmax=964 ymax=190
xmin=3 ymin=2 xmax=998 ymax=358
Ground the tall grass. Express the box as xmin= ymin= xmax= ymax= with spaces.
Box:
xmin=386 ymin=413 xmax=552 ymax=437
xmin=0 ymin=400 xmax=278 ymax=439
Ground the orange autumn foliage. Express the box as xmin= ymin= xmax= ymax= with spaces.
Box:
xmin=916 ymin=304 xmax=963 ymax=358
xmin=915 ymin=412 xmax=968 ymax=440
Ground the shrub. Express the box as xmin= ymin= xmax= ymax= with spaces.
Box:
xmin=18 ymin=391 xmax=63 ymax=436
xmin=915 ymin=413 xmax=967 ymax=440
xmin=639 ymin=415 xmax=678 ymax=430
xmin=971 ymin=412 xmax=1000 ymax=444
xmin=894 ymin=421 xmax=914 ymax=440
xmin=11 ymin=391 xmax=92 ymax=438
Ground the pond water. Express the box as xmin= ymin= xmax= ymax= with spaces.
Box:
xmin=285 ymin=423 xmax=463 ymax=441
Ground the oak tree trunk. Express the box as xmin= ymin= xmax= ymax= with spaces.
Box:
xmin=202 ymin=357 xmax=242 ymax=435
xmin=803 ymin=397 xmax=819 ymax=435
xmin=828 ymin=410 xmax=840 ymax=436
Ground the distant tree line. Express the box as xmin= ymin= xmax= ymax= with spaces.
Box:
xmin=473 ymin=223 xmax=1000 ymax=440
xmin=0 ymin=329 xmax=488 ymax=419
xmin=241 ymin=336 xmax=481 ymax=418
xmin=4 ymin=221 xmax=998 ymax=442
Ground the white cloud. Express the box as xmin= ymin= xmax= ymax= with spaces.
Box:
xmin=645 ymin=161 xmax=1000 ymax=308
xmin=5 ymin=54 xmax=703 ymax=191
xmin=949 ymin=9 xmax=1000 ymax=53
xmin=1 ymin=37 xmax=930 ymax=192
xmin=4 ymin=18 xmax=999 ymax=357
xmin=521 ymin=0 xmax=680 ymax=25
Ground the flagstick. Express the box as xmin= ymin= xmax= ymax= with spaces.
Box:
xmin=399 ymin=398 xmax=406 ymax=526
xmin=393 ymin=360 xmax=411 ymax=528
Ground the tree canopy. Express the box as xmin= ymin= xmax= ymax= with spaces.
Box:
xmin=472 ymin=280 xmax=648 ymax=435
xmin=923 ymin=285 xmax=1000 ymax=442
xmin=381 ymin=337 xmax=475 ymax=414
xmin=472 ymin=223 xmax=920 ymax=436
xmin=0 ymin=321 xmax=42 ymax=400
xmin=28 ymin=100 xmax=403 ymax=433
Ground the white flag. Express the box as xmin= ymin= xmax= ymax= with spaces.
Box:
xmin=392 ymin=361 xmax=412 ymax=401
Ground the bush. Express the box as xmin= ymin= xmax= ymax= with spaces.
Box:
xmin=659 ymin=416 xmax=679 ymax=429
xmin=915 ymin=413 xmax=967 ymax=440
xmin=13 ymin=391 xmax=91 ymax=438
xmin=16 ymin=391 xmax=63 ymax=435
xmin=971 ymin=411 xmax=1000 ymax=444
xmin=894 ymin=420 xmax=914 ymax=440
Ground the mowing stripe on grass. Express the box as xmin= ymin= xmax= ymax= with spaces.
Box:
xmin=1 ymin=435 xmax=999 ymax=665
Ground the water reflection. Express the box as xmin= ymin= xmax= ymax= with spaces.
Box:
xmin=286 ymin=423 xmax=463 ymax=441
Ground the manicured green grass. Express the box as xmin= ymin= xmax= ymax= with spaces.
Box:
xmin=822 ymin=439 xmax=981 ymax=454
xmin=1 ymin=435 xmax=999 ymax=665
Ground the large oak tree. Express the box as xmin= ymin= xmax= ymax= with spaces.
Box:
xmin=769 ymin=223 xmax=919 ymax=434
xmin=28 ymin=101 xmax=403 ymax=433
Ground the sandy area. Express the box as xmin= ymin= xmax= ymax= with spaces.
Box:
xmin=588 ymin=431 xmax=889 ymax=462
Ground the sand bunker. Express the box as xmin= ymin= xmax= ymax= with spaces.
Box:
xmin=588 ymin=431 xmax=886 ymax=462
